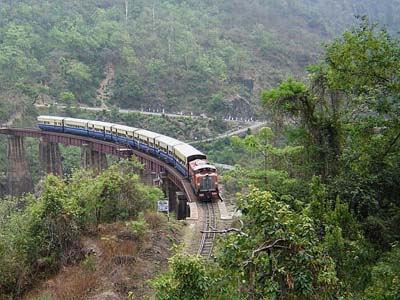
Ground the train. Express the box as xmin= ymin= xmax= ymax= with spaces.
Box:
xmin=37 ymin=116 xmax=219 ymax=200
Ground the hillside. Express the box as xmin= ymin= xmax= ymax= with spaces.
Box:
xmin=0 ymin=4 xmax=399 ymax=299
xmin=1 ymin=0 xmax=399 ymax=121
xmin=23 ymin=220 xmax=182 ymax=300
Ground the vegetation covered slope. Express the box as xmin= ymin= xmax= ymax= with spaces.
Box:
xmin=1 ymin=0 xmax=399 ymax=120
xmin=0 ymin=158 xmax=163 ymax=299
xmin=152 ymin=18 xmax=400 ymax=300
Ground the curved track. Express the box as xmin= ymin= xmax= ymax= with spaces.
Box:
xmin=197 ymin=201 xmax=218 ymax=259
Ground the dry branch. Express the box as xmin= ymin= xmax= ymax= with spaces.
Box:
xmin=243 ymin=239 xmax=290 ymax=266
xmin=200 ymin=220 xmax=248 ymax=236
xmin=200 ymin=227 xmax=249 ymax=237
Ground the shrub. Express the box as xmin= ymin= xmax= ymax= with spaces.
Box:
xmin=144 ymin=212 xmax=165 ymax=230
xmin=27 ymin=296 xmax=56 ymax=300
xmin=126 ymin=213 xmax=148 ymax=238
xmin=81 ymin=255 xmax=96 ymax=272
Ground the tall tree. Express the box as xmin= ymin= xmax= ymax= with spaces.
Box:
xmin=263 ymin=17 xmax=400 ymax=245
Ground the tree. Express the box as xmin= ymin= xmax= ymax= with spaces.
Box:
xmin=262 ymin=75 xmax=342 ymax=179
xmin=362 ymin=246 xmax=400 ymax=300
xmin=65 ymin=60 xmax=92 ymax=101
xmin=257 ymin=18 xmax=400 ymax=298
xmin=262 ymin=17 xmax=400 ymax=245
xmin=231 ymin=127 xmax=303 ymax=195
xmin=59 ymin=91 xmax=76 ymax=105
xmin=322 ymin=18 xmax=400 ymax=246
xmin=151 ymin=251 xmax=215 ymax=300
xmin=216 ymin=187 xmax=338 ymax=299
xmin=0 ymin=156 xmax=162 ymax=298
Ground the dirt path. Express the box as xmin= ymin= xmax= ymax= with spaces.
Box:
xmin=96 ymin=64 xmax=115 ymax=109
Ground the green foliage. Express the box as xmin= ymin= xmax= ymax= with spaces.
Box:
xmin=325 ymin=16 xmax=400 ymax=96
xmin=263 ymin=74 xmax=343 ymax=179
xmin=256 ymin=18 xmax=400 ymax=298
xmin=262 ymin=77 xmax=307 ymax=112
xmin=59 ymin=91 xmax=76 ymax=105
xmin=215 ymin=188 xmax=338 ymax=299
xmin=26 ymin=175 xmax=80 ymax=266
xmin=5 ymin=0 xmax=398 ymax=115
xmin=305 ymin=176 xmax=376 ymax=291
xmin=0 ymin=3 xmax=399 ymax=300
xmin=59 ymin=145 xmax=81 ymax=176
xmin=152 ymin=251 xmax=210 ymax=300
xmin=82 ymin=255 xmax=96 ymax=272
xmin=26 ymin=296 xmax=56 ymax=300
xmin=228 ymin=128 xmax=305 ymax=200
xmin=0 ymin=157 xmax=161 ymax=298
xmin=0 ymin=176 xmax=80 ymax=296
xmin=126 ymin=212 xmax=149 ymax=238
xmin=151 ymin=248 xmax=231 ymax=300
xmin=67 ymin=157 xmax=161 ymax=226
xmin=362 ymin=246 xmax=400 ymax=300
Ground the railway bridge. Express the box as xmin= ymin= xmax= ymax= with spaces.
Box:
xmin=0 ymin=127 xmax=194 ymax=219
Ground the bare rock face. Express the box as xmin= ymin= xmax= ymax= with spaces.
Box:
xmin=231 ymin=74 xmax=255 ymax=93
xmin=223 ymin=94 xmax=254 ymax=120
xmin=6 ymin=136 xmax=33 ymax=196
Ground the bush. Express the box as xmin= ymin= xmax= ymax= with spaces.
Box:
xmin=126 ymin=212 xmax=148 ymax=239
xmin=144 ymin=212 xmax=165 ymax=230
xmin=27 ymin=296 xmax=56 ymax=300
xmin=82 ymin=255 xmax=96 ymax=272
xmin=362 ymin=246 xmax=400 ymax=300
xmin=0 ymin=157 xmax=161 ymax=298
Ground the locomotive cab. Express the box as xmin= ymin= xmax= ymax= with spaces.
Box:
xmin=189 ymin=159 xmax=219 ymax=200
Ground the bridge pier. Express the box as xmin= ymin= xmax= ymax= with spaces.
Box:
xmin=165 ymin=178 xmax=178 ymax=214
xmin=39 ymin=140 xmax=62 ymax=177
xmin=136 ymin=155 xmax=164 ymax=186
xmin=6 ymin=136 xmax=33 ymax=196
xmin=139 ymin=169 xmax=154 ymax=186
xmin=176 ymin=191 xmax=189 ymax=220
xmin=81 ymin=144 xmax=108 ymax=174
xmin=161 ymin=178 xmax=189 ymax=220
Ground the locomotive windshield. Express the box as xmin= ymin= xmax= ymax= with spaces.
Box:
xmin=199 ymin=175 xmax=216 ymax=191
xmin=192 ymin=164 xmax=216 ymax=173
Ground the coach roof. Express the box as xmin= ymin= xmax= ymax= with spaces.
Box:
xmin=174 ymin=143 xmax=206 ymax=161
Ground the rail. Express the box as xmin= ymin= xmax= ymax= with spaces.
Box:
xmin=198 ymin=201 xmax=218 ymax=258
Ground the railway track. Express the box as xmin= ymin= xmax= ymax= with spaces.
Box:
xmin=198 ymin=201 xmax=218 ymax=259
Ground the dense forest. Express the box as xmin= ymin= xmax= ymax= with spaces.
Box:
xmin=0 ymin=1 xmax=399 ymax=299
xmin=1 ymin=0 xmax=399 ymax=119
xmin=153 ymin=17 xmax=400 ymax=300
